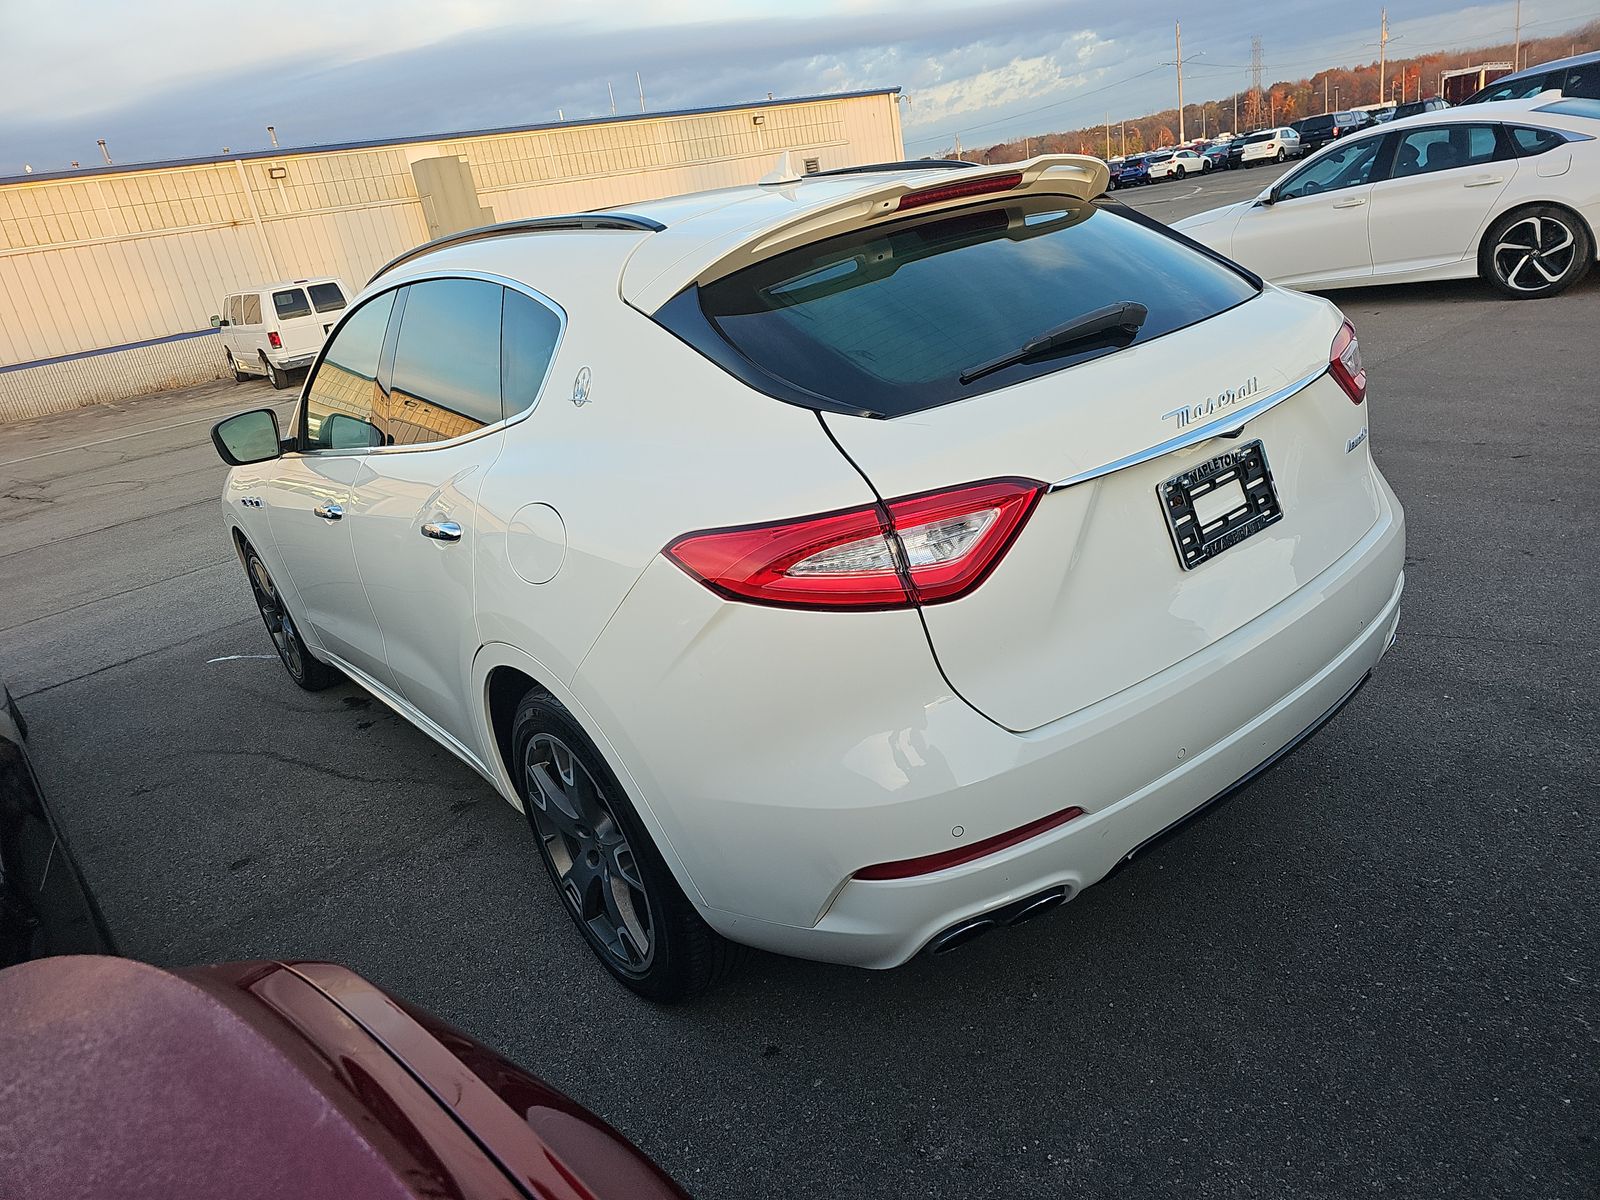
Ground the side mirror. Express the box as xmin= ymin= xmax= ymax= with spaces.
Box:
xmin=211 ymin=409 xmax=282 ymax=466
xmin=210 ymin=315 xmax=221 ymax=328
xmin=323 ymin=412 xmax=384 ymax=450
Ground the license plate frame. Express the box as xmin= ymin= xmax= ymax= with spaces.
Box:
xmin=1158 ymin=439 xmax=1283 ymax=571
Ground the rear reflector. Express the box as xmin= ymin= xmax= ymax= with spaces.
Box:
xmin=854 ymin=806 xmax=1087 ymax=880
xmin=896 ymin=172 xmax=1024 ymax=212
xmin=664 ymin=478 xmax=1043 ymax=610
xmin=1329 ymin=320 xmax=1366 ymax=403
xmin=267 ymin=331 xmax=283 ymax=349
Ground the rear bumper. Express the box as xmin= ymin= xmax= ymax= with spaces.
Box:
xmin=684 ymin=472 xmax=1405 ymax=967
xmin=269 ymin=351 xmax=318 ymax=371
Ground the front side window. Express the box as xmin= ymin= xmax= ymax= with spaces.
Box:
xmin=1277 ymin=135 xmax=1385 ymax=200
xmin=385 ymin=278 xmax=503 ymax=446
xmin=241 ymin=294 xmax=262 ymax=324
xmin=302 ymin=291 xmax=395 ymax=451
xmin=501 ymin=289 xmax=563 ymax=420
xmin=693 ymin=194 xmax=1259 ymax=415
xmin=225 ymin=296 xmax=241 ymax=325
xmin=1389 ymin=124 xmax=1503 ymax=178
xmin=307 ymin=282 xmax=347 ymax=313
xmin=273 ymin=288 xmax=312 ymax=320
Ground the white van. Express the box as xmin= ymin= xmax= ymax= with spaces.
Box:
xmin=214 ymin=278 xmax=350 ymax=389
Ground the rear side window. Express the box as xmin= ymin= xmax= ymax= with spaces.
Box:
xmin=1472 ymin=73 xmax=1557 ymax=103
xmin=387 ymin=278 xmax=502 ymax=445
xmin=1389 ymin=124 xmax=1504 ymax=177
xmin=273 ymin=288 xmax=312 ymax=320
xmin=241 ymin=294 xmax=261 ymax=324
xmin=1562 ymin=61 xmax=1600 ymax=99
xmin=1509 ymin=125 xmax=1568 ymax=155
xmin=501 ymin=289 xmax=563 ymax=419
xmin=307 ymin=282 xmax=346 ymax=313
xmin=693 ymin=194 xmax=1259 ymax=416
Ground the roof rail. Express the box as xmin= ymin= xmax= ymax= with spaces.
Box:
xmin=369 ymin=213 xmax=665 ymax=283
xmin=810 ymin=158 xmax=979 ymax=178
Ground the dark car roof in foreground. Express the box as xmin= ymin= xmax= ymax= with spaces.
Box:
xmin=0 ymin=956 xmax=689 ymax=1200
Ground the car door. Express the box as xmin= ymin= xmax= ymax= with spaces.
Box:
xmin=1365 ymin=122 xmax=1517 ymax=277
xmin=262 ymin=289 xmax=398 ymax=683
xmin=223 ymin=296 xmax=242 ymax=363
xmin=341 ymin=277 xmax=510 ymax=758
xmin=1226 ymin=131 xmax=1387 ymax=287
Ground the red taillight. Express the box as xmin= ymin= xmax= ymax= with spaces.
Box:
xmin=664 ymin=478 xmax=1044 ymax=610
xmin=1329 ymin=320 xmax=1366 ymax=404
xmin=854 ymin=805 xmax=1086 ymax=880
xmin=268 ymin=331 xmax=282 ymax=349
xmin=896 ymin=171 xmax=1024 ymax=212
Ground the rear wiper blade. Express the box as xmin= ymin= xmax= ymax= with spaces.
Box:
xmin=958 ymin=301 xmax=1149 ymax=386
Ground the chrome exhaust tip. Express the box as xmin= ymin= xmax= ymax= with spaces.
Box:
xmin=924 ymin=885 xmax=1073 ymax=956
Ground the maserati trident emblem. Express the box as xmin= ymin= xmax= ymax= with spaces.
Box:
xmin=1162 ymin=376 xmax=1260 ymax=431
xmin=571 ymin=366 xmax=593 ymax=407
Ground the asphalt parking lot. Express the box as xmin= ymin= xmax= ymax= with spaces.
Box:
xmin=2 ymin=165 xmax=1596 ymax=1198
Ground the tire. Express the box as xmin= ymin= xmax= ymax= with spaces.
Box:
xmin=1276 ymin=149 xmax=1286 ymax=163
xmin=1175 ymin=165 xmax=1186 ymax=179
xmin=241 ymin=544 xmax=341 ymax=691
xmin=226 ymin=350 xmax=247 ymax=383
xmin=511 ymin=688 xmax=746 ymax=1002
xmin=1480 ymin=205 xmax=1593 ymax=299
xmin=262 ymin=353 xmax=291 ymax=391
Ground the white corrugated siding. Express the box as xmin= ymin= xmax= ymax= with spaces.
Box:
xmin=0 ymin=91 xmax=903 ymax=424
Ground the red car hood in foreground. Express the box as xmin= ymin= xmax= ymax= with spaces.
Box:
xmin=0 ymin=956 xmax=688 ymax=1200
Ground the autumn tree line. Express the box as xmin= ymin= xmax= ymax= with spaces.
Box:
xmin=953 ymin=19 xmax=1599 ymax=162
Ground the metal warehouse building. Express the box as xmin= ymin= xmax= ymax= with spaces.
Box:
xmin=0 ymin=88 xmax=903 ymax=424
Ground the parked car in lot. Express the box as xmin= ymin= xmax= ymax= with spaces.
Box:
xmin=1 ymin=680 xmax=113 ymax=968
xmin=1387 ymin=96 xmax=1450 ymax=121
xmin=1147 ymin=148 xmax=1210 ymax=180
xmin=0 ymin=957 xmax=689 ymax=1199
xmin=1292 ymin=111 xmax=1371 ymax=154
xmin=1174 ymin=97 xmax=1599 ymax=298
xmin=0 ymin=685 xmax=688 ymax=1199
xmin=1239 ymin=127 xmax=1303 ymax=165
xmin=210 ymin=155 xmax=1405 ymax=1000
xmin=215 ymin=278 xmax=351 ymax=389
xmin=1460 ymin=49 xmax=1600 ymax=104
xmin=1111 ymin=154 xmax=1150 ymax=186
xmin=1202 ymin=138 xmax=1236 ymax=169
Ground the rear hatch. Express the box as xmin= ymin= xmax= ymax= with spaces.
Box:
xmin=269 ymin=286 xmax=326 ymax=359
xmin=693 ymin=193 xmax=1384 ymax=731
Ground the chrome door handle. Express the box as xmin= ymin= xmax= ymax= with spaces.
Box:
xmin=420 ymin=520 xmax=462 ymax=543
xmin=1463 ymin=175 xmax=1505 ymax=188
xmin=313 ymin=503 xmax=343 ymax=520
xmin=1331 ymin=196 xmax=1367 ymax=209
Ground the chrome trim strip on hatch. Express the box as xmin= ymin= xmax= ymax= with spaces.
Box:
xmin=1047 ymin=365 xmax=1329 ymax=492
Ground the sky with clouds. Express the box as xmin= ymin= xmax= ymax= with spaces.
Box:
xmin=1 ymin=0 xmax=1594 ymax=170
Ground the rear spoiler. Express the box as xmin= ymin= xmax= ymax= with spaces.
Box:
xmin=682 ymin=155 xmax=1110 ymax=304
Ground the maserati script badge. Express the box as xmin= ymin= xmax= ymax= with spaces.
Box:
xmin=1162 ymin=376 xmax=1260 ymax=431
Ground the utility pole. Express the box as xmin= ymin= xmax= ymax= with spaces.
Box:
xmin=1513 ymin=0 xmax=1522 ymax=70
xmin=1377 ymin=9 xmax=1389 ymax=104
xmin=1323 ymin=74 xmax=1329 ymax=113
xmin=1120 ymin=119 xmax=1126 ymax=156
xmin=1104 ymin=113 xmax=1110 ymax=159
xmin=1175 ymin=22 xmax=1185 ymax=143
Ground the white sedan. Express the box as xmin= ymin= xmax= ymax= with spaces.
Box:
xmin=1175 ymin=96 xmax=1599 ymax=298
xmin=209 ymin=156 xmax=1404 ymax=1000
xmin=1147 ymin=149 xmax=1211 ymax=180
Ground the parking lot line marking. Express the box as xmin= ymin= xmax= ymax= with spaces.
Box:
xmin=0 ymin=403 xmax=296 ymax=468
xmin=207 ymin=654 xmax=278 ymax=663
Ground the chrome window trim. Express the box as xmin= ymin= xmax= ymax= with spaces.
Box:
xmin=293 ymin=268 xmax=568 ymax=458
xmin=1047 ymin=365 xmax=1329 ymax=492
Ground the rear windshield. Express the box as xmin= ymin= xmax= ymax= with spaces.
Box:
xmin=273 ymin=288 xmax=312 ymax=319
xmin=694 ymin=194 xmax=1259 ymax=416
xmin=307 ymin=282 xmax=346 ymax=313
xmin=1297 ymin=116 xmax=1335 ymax=134
xmin=1243 ymin=130 xmax=1276 ymax=143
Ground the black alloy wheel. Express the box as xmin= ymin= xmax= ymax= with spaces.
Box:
xmin=1482 ymin=207 xmax=1592 ymax=299
xmin=510 ymin=688 xmax=744 ymax=1002
xmin=243 ymin=547 xmax=340 ymax=691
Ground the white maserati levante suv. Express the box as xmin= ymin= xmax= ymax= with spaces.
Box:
xmin=1175 ymin=97 xmax=1600 ymax=298
xmin=211 ymin=155 xmax=1406 ymax=1000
